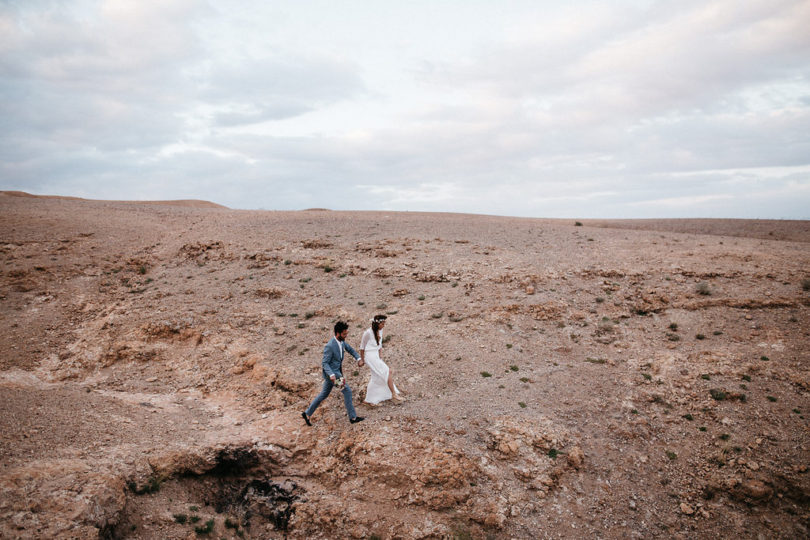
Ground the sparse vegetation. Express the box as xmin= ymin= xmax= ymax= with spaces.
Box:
xmin=696 ymin=333 xmax=706 ymax=340
xmin=682 ymin=414 xmax=694 ymax=421
xmin=760 ymin=355 xmax=769 ymax=361
xmin=642 ymin=373 xmax=652 ymax=381
xmin=742 ymin=374 xmax=751 ymax=382
xmin=520 ymin=377 xmax=529 ymax=383
xmin=719 ymin=433 xmax=730 ymax=441
xmin=174 ymin=514 xmax=188 ymax=524
xmin=585 ymin=357 xmax=606 ymax=364
xmin=194 ymin=518 xmax=214 ymax=535
xmin=548 ymin=448 xmax=559 ymax=459
xmin=518 ymin=402 xmax=526 ymax=408
xmin=481 ymin=371 xmax=492 ymax=378
xmin=767 ymin=396 xmax=777 ymax=402
xmin=666 ymin=332 xmax=680 ymax=342
xmin=575 ymin=221 xmax=583 ymax=226
xmin=669 ymin=322 xmax=678 ymax=331
xmin=701 ymin=374 xmax=711 ymax=380
xmin=802 ymin=278 xmax=810 ymax=291
xmin=710 ymin=389 xmax=727 ymax=401
xmin=509 ymin=365 xmax=519 ymax=371
xmin=696 ymin=282 xmax=712 ymax=295
xmin=666 ymin=450 xmax=677 ymax=460
xmin=418 ymin=295 xmax=425 ymax=301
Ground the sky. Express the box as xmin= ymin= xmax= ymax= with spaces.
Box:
xmin=1 ymin=0 xmax=809 ymax=219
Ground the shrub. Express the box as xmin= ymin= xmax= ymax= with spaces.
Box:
xmin=518 ymin=402 xmax=526 ymax=408
xmin=575 ymin=221 xmax=583 ymax=226
xmin=173 ymin=514 xmax=188 ymax=524
xmin=767 ymin=396 xmax=777 ymax=402
xmin=520 ymin=377 xmax=529 ymax=383
xmin=669 ymin=322 xmax=678 ymax=331
xmin=742 ymin=374 xmax=751 ymax=382
xmin=666 ymin=450 xmax=677 ymax=460
xmin=710 ymin=389 xmax=726 ymax=401
xmin=195 ymin=518 xmax=214 ymax=535
xmin=696 ymin=282 xmax=712 ymax=295
xmin=696 ymin=333 xmax=706 ymax=340
xmin=802 ymin=278 xmax=810 ymax=291
xmin=481 ymin=371 xmax=492 ymax=378
xmin=719 ymin=433 xmax=730 ymax=441
xmin=418 ymin=295 xmax=425 ymax=301
xmin=701 ymin=374 xmax=711 ymax=380
xmin=682 ymin=414 xmax=694 ymax=421
xmin=509 ymin=365 xmax=519 ymax=371
xmin=548 ymin=449 xmax=559 ymax=459
xmin=760 ymin=355 xmax=769 ymax=361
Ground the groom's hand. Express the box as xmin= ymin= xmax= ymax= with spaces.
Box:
xmin=329 ymin=374 xmax=336 ymax=382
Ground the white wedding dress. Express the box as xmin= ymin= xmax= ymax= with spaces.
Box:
xmin=361 ymin=328 xmax=398 ymax=405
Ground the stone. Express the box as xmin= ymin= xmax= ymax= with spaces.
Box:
xmin=680 ymin=502 xmax=695 ymax=515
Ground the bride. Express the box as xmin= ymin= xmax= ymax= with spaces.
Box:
xmin=360 ymin=315 xmax=404 ymax=405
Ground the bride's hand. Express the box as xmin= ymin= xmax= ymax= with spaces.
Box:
xmin=358 ymin=359 xmax=365 ymax=367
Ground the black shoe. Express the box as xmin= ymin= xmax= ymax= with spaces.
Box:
xmin=301 ymin=412 xmax=311 ymax=426
xmin=350 ymin=416 xmax=365 ymax=424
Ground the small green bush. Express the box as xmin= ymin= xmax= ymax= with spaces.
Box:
xmin=710 ymin=389 xmax=726 ymax=401
xmin=518 ymin=402 xmax=526 ymax=408
xmin=480 ymin=371 xmax=492 ymax=378
xmin=767 ymin=396 xmax=777 ymax=402
xmin=666 ymin=450 xmax=677 ymax=460
xmin=173 ymin=514 xmax=188 ymax=524
xmin=696 ymin=282 xmax=712 ymax=296
xmin=682 ymin=414 xmax=694 ymax=421
xmin=195 ymin=518 xmax=214 ymax=535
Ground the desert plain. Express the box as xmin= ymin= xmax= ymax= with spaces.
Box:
xmin=0 ymin=190 xmax=808 ymax=539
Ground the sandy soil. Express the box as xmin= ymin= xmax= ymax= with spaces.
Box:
xmin=1 ymin=191 xmax=808 ymax=539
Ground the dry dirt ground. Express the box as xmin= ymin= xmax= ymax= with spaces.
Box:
xmin=1 ymin=191 xmax=808 ymax=539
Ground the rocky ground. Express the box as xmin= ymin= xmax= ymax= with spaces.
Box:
xmin=0 ymin=190 xmax=808 ymax=539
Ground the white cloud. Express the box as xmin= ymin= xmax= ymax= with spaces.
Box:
xmin=1 ymin=0 xmax=808 ymax=218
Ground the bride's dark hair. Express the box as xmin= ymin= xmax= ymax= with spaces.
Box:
xmin=372 ymin=314 xmax=387 ymax=346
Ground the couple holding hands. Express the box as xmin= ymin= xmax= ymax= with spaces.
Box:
xmin=302 ymin=315 xmax=404 ymax=426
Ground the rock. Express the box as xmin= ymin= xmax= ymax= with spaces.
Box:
xmin=680 ymin=502 xmax=695 ymax=515
xmin=741 ymin=479 xmax=772 ymax=500
xmin=566 ymin=445 xmax=584 ymax=470
xmin=525 ymin=285 xmax=535 ymax=295
xmin=747 ymin=461 xmax=760 ymax=471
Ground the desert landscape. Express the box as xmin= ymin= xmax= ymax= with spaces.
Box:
xmin=0 ymin=190 xmax=808 ymax=539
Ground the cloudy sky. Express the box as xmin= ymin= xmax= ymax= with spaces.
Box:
xmin=1 ymin=0 xmax=809 ymax=218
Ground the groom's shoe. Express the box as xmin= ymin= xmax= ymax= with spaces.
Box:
xmin=350 ymin=416 xmax=365 ymax=424
xmin=301 ymin=412 xmax=312 ymax=426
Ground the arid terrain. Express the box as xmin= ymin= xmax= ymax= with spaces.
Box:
xmin=1 ymin=191 xmax=808 ymax=539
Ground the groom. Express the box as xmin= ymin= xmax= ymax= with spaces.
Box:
xmin=302 ymin=321 xmax=365 ymax=425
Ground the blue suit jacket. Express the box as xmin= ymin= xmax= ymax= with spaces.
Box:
xmin=322 ymin=337 xmax=359 ymax=379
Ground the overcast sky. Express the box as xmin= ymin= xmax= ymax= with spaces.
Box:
xmin=1 ymin=0 xmax=809 ymax=218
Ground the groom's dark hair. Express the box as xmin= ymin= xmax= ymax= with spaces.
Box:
xmin=334 ymin=321 xmax=348 ymax=334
